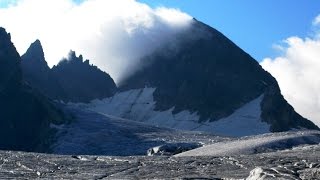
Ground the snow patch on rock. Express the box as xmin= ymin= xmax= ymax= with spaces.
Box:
xmin=70 ymin=88 xmax=270 ymax=137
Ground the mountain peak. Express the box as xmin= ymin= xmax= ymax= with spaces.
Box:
xmin=24 ymin=39 xmax=44 ymax=58
xmin=57 ymin=50 xmax=85 ymax=66
xmin=0 ymin=27 xmax=16 ymax=55
xmin=68 ymin=50 xmax=84 ymax=62
xmin=118 ymin=20 xmax=319 ymax=132
xmin=30 ymin=39 xmax=41 ymax=46
xmin=22 ymin=39 xmax=48 ymax=69
xmin=67 ymin=50 xmax=77 ymax=60
xmin=30 ymin=39 xmax=42 ymax=52
xmin=0 ymin=27 xmax=10 ymax=41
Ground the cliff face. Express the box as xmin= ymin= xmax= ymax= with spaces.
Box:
xmin=0 ymin=27 xmax=64 ymax=152
xmin=119 ymin=19 xmax=318 ymax=132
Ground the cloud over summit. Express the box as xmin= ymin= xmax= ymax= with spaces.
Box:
xmin=0 ymin=0 xmax=192 ymax=83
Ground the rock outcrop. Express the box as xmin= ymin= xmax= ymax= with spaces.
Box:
xmin=21 ymin=42 xmax=117 ymax=103
xmin=51 ymin=51 xmax=117 ymax=102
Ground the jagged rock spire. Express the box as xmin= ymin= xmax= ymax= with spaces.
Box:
xmin=22 ymin=39 xmax=48 ymax=69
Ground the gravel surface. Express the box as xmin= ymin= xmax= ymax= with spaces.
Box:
xmin=0 ymin=144 xmax=319 ymax=179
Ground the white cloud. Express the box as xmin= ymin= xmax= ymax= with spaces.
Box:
xmin=261 ymin=16 xmax=320 ymax=126
xmin=0 ymin=0 xmax=192 ymax=83
xmin=313 ymin=14 xmax=320 ymax=26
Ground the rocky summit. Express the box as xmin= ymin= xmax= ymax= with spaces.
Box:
xmin=51 ymin=51 xmax=117 ymax=102
xmin=21 ymin=42 xmax=117 ymax=102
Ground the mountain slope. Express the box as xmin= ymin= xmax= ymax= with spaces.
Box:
xmin=0 ymin=27 xmax=64 ymax=151
xmin=117 ymin=19 xmax=318 ymax=132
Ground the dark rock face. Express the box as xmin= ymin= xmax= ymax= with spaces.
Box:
xmin=22 ymin=40 xmax=47 ymax=69
xmin=21 ymin=40 xmax=61 ymax=100
xmin=0 ymin=28 xmax=21 ymax=92
xmin=0 ymin=27 xmax=64 ymax=152
xmin=21 ymin=42 xmax=117 ymax=102
xmin=119 ymin=19 xmax=318 ymax=131
xmin=51 ymin=51 xmax=117 ymax=102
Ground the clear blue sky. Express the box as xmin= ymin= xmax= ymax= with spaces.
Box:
xmin=1 ymin=0 xmax=319 ymax=61
xmin=139 ymin=0 xmax=320 ymax=61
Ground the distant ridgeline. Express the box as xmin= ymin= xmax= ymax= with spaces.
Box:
xmin=0 ymin=28 xmax=65 ymax=152
xmin=19 ymin=19 xmax=319 ymax=133
xmin=21 ymin=41 xmax=117 ymax=103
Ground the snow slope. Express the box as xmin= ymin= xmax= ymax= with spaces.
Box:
xmin=51 ymin=105 xmax=228 ymax=156
xmin=175 ymin=131 xmax=320 ymax=157
xmin=51 ymin=104 xmax=320 ymax=157
xmin=71 ymin=88 xmax=270 ymax=137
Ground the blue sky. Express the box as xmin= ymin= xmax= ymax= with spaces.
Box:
xmin=139 ymin=0 xmax=320 ymax=61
